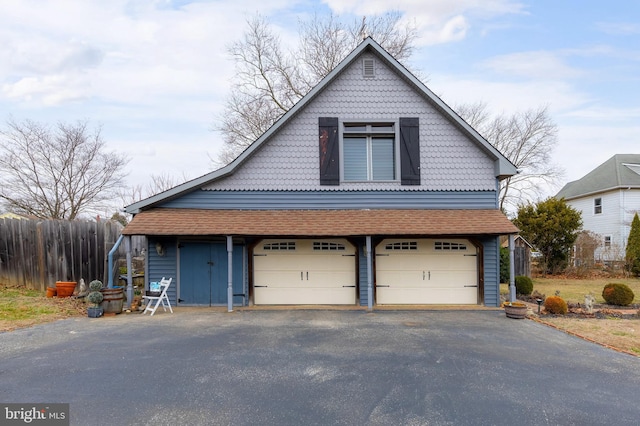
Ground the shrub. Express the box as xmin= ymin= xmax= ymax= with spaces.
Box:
xmin=89 ymin=280 xmax=103 ymax=291
xmin=544 ymin=296 xmax=568 ymax=315
xmin=515 ymin=276 xmax=533 ymax=296
xmin=500 ymin=247 xmax=510 ymax=283
xmin=602 ymin=283 xmax=635 ymax=306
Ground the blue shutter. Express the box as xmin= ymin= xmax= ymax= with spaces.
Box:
xmin=399 ymin=117 xmax=420 ymax=185
xmin=319 ymin=117 xmax=340 ymax=185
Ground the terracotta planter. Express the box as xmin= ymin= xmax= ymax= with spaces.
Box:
xmin=55 ymin=281 xmax=77 ymax=298
xmin=46 ymin=287 xmax=57 ymax=298
xmin=504 ymin=302 xmax=528 ymax=319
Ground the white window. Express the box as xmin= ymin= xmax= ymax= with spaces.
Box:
xmin=434 ymin=241 xmax=467 ymax=251
xmin=343 ymin=123 xmax=395 ymax=181
xmin=604 ymin=236 xmax=611 ymax=248
xmin=313 ymin=242 xmax=346 ymax=251
xmin=263 ymin=241 xmax=296 ymax=251
xmin=594 ymin=198 xmax=602 ymax=214
xmin=384 ymin=241 xmax=417 ymax=251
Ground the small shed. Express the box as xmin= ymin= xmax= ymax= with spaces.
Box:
xmin=501 ymin=235 xmax=533 ymax=277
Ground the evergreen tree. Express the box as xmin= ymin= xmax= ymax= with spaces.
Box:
xmin=513 ymin=198 xmax=582 ymax=274
xmin=626 ymin=212 xmax=640 ymax=276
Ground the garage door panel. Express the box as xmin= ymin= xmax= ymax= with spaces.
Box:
xmin=430 ymin=256 xmax=476 ymax=270
xmin=254 ymin=238 xmax=357 ymax=305
xmin=307 ymin=270 xmax=355 ymax=287
xmin=376 ymin=270 xmax=424 ymax=287
xmin=376 ymin=238 xmax=478 ymax=305
xmin=254 ymin=287 xmax=355 ymax=305
xmin=376 ymin=255 xmax=427 ymax=270
xmin=254 ymin=270 xmax=305 ymax=288
xmin=377 ymin=287 xmax=477 ymax=304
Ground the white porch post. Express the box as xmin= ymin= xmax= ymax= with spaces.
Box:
xmin=227 ymin=236 xmax=233 ymax=312
xmin=509 ymin=234 xmax=516 ymax=302
xmin=366 ymin=236 xmax=373 ymax=311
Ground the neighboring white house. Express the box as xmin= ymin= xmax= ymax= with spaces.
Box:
xmin=556 ymin=154 xmax=640 ymax=262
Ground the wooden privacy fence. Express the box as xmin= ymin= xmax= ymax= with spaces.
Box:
xmin=0 ymin=217 xmax=125 ymax=291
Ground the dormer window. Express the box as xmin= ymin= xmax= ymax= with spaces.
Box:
xmin=594 ymin=198 xmax=602 ymax=215
xmin=318 ymin=117 xmax=420 ymax=186
xmin=343 ymin=122 xmax=396 ymax=181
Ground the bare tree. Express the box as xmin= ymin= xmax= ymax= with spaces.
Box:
xmin=118 ymin=172 xmax=190 ymax=209
xmin=456 ymin=102 xmax=564 ymax=211
xmin=0 ymin=118 xmax=128 ymax=220
xmin=215 ymin=12 xmax=417 ymax=165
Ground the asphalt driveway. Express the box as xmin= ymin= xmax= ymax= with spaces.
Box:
xmin=1 ymin=309 xmax=639 ymax=425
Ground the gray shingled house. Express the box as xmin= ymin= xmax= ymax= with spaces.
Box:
xmin=557 ymin=154 xmax=640 ymax=262
xmin=122 ymin=37 xmax=518 ymax=309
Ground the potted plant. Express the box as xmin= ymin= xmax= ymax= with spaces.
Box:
xmin=503 ymin=301 xmax=528 ymax=319
xmin=131 ymin=287 xmax=143 ymax=311
xmin=87 ymin=280 xmax=104 ymax=318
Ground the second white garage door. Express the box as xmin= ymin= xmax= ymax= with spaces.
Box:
xmin=376 ymin=239 xmax=478 ymax=304
xmin=253 ymin=239 xmax=357 ymax=305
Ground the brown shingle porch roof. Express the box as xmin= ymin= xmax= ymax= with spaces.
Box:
xmin=122 ymin=208 xmax=518 ymax=236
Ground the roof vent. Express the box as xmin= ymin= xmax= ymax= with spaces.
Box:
xmin=363 ymin=58 xmax=375 ymax=78
xmin=623 ymin=163 xmax=640 ymax=176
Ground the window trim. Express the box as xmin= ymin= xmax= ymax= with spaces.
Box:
xmin=340 ymin=120 xmax=399 ymax=182
xmin=594 ymin=197 xmax=602 ymax=215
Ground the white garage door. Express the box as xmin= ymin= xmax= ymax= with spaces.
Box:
xmin=253 ymin=239 xmax=357 ymax=305
xmin=376 ymin=239 xmax=478 ymax=304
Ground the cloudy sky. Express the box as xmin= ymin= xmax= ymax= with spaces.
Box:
xmin=1 ymin=0 xmax=639 ymax=212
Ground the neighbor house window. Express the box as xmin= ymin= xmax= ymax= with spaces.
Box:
xmin=604 ymin=236 xmax=611 ymax=248
xmin=594 ymin=198 xmax=602 ymax=214
xmin=343 ymin=123 xmax=395 ymax=181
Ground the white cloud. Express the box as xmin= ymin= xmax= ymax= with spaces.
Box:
xmin=321 ymin=0 xmax=526 ymax=44
xmin=3 ymin=75 xmax=90 ymax=105
xmin=479 ymin=51 xmax=583 ymax=80
xmin=556 ymin=124 xmax=640 ymax=184
xmin=564 ymin=105 xmax=640 ymax=122
xmin=428 ymin=74 xmax=591 ymax=115
xmin=0 ymin=0 xmax=290 ymax=108
xmin=596 ymin=21 xmax=640 ymax=36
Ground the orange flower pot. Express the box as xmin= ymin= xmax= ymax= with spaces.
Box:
xmin=55 ymin=281 xmax=77 ymax=298
xmin=46 ymin=287 xmax=57 ymax=298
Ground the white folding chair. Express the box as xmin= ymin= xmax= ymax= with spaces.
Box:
xmin=143 ymin=277 xmax=173 ymax=316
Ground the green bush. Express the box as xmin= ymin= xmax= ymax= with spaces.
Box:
xmin=89 ymin=280 xmax=103 ymax=291
xmin=544 ymin=296 xmax=568 ymax=314
xmin=515 ymin=275 xmax=533 ymax=296
xmin=602 ymin=283 xmax=635 ymax=306
xmin=500 ymin=247 xmax=510 ymax=283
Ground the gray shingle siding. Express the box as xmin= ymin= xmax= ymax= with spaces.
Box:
xmin=160 ymin=190 xmax=498 ymax=210
xmin=203 ymin=52 xmax=496 ymax=192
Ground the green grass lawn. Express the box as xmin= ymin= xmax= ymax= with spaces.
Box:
xmin=0 ymin=285 xmax=84 ymax=330
xmin=501 ymin=277 xmax=640 ymax=304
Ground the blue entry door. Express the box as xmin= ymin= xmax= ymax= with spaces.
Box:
xmin=179 ymin=242 xmax=244 ymax=306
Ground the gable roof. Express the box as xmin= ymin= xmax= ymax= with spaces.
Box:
xmin=556 ymin=154 xmax=640 ymax=200
xmin=125 ymin=37 xmax=517 ymax=214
